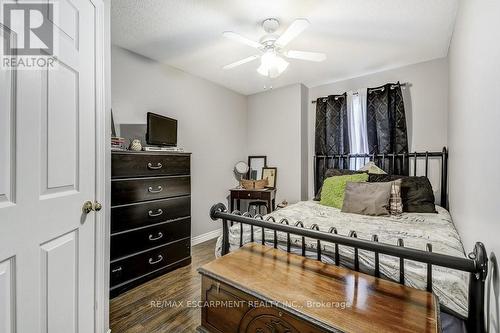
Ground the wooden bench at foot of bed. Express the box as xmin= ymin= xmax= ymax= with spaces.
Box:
xmin=197 ymin=243 xmax=439 ymax=333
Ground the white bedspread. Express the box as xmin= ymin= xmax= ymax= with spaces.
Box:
xmin=215 ymin=200 xmax=469 ymax=317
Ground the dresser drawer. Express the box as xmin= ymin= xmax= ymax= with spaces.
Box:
xmin=110 ymin=238 xmax=190 ymax=287
xmin=111 ymin=218 xmax=190 ymax=260
xmin=111 ymin=196 xmax=190 ymax=233
xmin=236 ymin=190 xmax=262 ymax=200
xmin=111 ymin=176 xmax=190 ymax=206
xmin=112 ymin=153 xmax=190 ymax=178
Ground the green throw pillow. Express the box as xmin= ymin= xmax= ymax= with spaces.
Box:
xmin=320 ymin=173 xmax=369 ymax=209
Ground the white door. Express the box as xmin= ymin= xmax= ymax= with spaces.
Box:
xmin=0 ymin=1 xmax=98 ymax=332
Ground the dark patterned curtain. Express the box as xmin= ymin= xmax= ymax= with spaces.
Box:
xmin=366 ymin=82 xmax=409 ymax=175
xmin=314 ymin=93 xmax=349 ymax=192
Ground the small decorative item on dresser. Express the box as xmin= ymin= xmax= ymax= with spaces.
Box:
xmin=240 ymin=178 xmax=268 ymax=190
xmin=111 ymin=136 xmax=126 ymax=150
xmin=129 ymin=139 xmax=142 ymax=151
xmin=262 ymin=167 xmax=277 ymax=188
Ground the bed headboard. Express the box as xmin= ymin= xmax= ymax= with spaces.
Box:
xmin=314 ymin=147 xmax=448 ymax=209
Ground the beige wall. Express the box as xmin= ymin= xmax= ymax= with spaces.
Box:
xmin=111 ymin=45 xmax=248 ymax=237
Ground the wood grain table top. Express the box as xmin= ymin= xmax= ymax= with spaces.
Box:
xmin=199 ymin=243 xmax=439 ymax=333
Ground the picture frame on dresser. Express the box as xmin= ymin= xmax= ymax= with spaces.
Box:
xmin=262 ymin=167 xmax=277 ymax=189
xmin=110 ymin=150 xmax=192 ymax=297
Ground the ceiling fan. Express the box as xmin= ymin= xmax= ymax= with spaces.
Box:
xmin=222 ymin=18 xmax=326 ymax=78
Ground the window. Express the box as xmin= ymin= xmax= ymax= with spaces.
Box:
xmin=347 ymin=91 xmax=368 ymax=169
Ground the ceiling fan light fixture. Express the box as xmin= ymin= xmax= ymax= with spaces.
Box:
xmin=223 ymin=17 xmax=321 ymax=80
xmin=257 ymin=50 xmax=289 ymax=78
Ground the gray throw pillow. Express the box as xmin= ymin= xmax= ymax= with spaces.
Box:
xmin=341 ymin=182 xmax=392 ymax=216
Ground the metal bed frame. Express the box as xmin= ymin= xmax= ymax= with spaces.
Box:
xmin=210 ymin=205 xmax=487 ymax=332
xmin=210 ymin=147 xmax=488 ymax=332
xmin=314 ymin=147 xmax=449 ymax=208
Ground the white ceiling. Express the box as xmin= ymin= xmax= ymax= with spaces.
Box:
xmin=111 ymin=0 xmax=458 ymax=95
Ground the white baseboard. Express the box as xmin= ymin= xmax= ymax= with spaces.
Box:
xmin=191 ymin=228 xmax=222 ymax=246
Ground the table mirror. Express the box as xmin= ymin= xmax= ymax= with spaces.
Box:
xmin=247 ymin=156 xmax=267 ymax=180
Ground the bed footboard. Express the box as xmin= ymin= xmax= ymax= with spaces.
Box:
xmin=209 ymin=203 xmax=488 ymax=333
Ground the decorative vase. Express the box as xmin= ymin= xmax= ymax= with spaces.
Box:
xmin=129 ymin=139 xmax=142 ymax=151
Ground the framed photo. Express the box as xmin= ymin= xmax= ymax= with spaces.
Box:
xmin=262 ymin=167 xmax=277 ymax=188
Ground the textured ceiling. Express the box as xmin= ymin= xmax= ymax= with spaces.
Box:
xmin=111 ymin=0 xmax=458 ymax=95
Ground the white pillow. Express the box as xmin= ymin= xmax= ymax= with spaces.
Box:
xmin=358 ymin=161 xmax=387 ymax=174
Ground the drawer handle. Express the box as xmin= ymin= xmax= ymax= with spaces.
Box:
xmin=148 ymin=209 xmax=163 ymax=217
xmin=112 ymin=267 xmax=122 ymax=273
xmin=148 ymin=232 xmax=163 ymax=241
xmin=147 ymin=162 xmax=163 ymax=170
xmin=149 ymin=255 xmax=163 ymax=265
xmin=148 ymin=185 xmax=163 ymax=194
xmin=248 ymin=193 xmax=251 ymax=197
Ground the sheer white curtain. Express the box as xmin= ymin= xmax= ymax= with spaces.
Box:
xmin=347 ymin=89 xmax=369 ymax=169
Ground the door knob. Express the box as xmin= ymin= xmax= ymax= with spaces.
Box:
xmin=82 ymin=201 xmax=102 ymax=214
xmin=82 ymin=201 xmax=93 ymax=214
xmin=94 ymin=201 xmax=102 ymax=211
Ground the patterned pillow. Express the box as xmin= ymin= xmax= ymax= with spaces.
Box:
xmin=389 ymin=179 xmax=403 ymax=215
xmin=358 ymin=161 xmax=387 ymax=174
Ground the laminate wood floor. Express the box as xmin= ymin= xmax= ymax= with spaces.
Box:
xmin=110 ymin=238 xmax=217 ymax=333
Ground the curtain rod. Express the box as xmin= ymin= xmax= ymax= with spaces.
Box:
xmin=311 ymin=82 xmax=410 ymax=104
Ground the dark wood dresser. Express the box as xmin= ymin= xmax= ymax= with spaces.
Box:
xmin=110 ymin=151 xmax=192 ymax=297
xmin=197 ymin=243 xmax=439 ymax=333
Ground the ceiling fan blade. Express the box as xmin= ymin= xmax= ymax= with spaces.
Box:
xmin=285 ymin=50 xmax=326 ymax=62
xmin=223 ymin=31 xmax=261 ymax=49
xmin=223 ymin=55 xmax=260 ymax=70
xmin=276 ymin=19 xmax=310 ymax=47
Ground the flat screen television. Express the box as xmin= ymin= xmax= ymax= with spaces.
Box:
xmin=146 ymin=112 xmax=178 ymax=146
